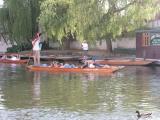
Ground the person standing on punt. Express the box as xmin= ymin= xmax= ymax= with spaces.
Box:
xmin=81 ymin=40 xmax=88 ymax=56
xmin=32 ymin=32 xmax=41 ymax=65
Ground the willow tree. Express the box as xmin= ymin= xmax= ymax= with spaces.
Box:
xmin=0 ymin=0 xmax=42 ymax=48
xmin=39 ymin=0 xmax=103 ymax=46
xmin=39 ymin=0 xmax=159 ymax=52
xmin=97 ymin=0 xmax=160 ymax=53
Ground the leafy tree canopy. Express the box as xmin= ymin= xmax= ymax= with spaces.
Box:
xmin=0 ymin=0 xmax=42 ymax=46
xmin=39 ymin=0 xmax=160 ymax=43
xmin=0 ymin=0 xmax=159 ymax=47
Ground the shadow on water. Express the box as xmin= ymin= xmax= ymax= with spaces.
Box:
xmin=0 ymin=64 xmax=160 ymax=119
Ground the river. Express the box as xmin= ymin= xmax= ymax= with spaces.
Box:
xmin=0 ymin=64 xmax=160 ymax=120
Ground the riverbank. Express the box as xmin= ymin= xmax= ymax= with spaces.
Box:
xmin=21 ymin=48 xmax=136 ymax=59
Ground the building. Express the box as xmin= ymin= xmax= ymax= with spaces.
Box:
xmin=136 ymin=28 xmax=160 ymax=59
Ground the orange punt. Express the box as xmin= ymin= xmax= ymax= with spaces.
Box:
xmin=27 ymin=65 xmax=124 ymax=73
xmin=0 ymin=59 xmax=28 ymax=64
xmin=0 ymin=53 xmax=28 ymax=64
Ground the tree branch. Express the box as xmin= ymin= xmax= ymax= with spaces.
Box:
xmin=114 ymin=0 xmax=137 ymax=13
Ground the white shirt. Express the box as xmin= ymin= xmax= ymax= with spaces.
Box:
xmin=82 ymin=42 xmax=88 ymax=51
xmin=32 ymin=38 xmax=40 ymax=51
xmin=88 ymin=64 xmax=95 ymax=68
xmin=11 ymin=56 xmax=19 ymax=60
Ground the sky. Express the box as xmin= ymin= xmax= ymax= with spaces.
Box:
xmin=0 ymin=0 xmax=3 ymax=5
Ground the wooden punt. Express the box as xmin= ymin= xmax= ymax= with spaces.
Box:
xmin=27 ymin=65 xmax=124 ymax=73
xmin=0 ymin=59 xmax=28 ymax=64
xmin=87 ymin=59 xmax=153 ymax=66
xmin=0 ymin=53 xmax=28 ymax=64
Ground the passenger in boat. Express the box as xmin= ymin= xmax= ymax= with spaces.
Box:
xmin=88 ymin=61 xmax=96 ymax=68
xmin=82 ymin=59 xmax=110 ymax=68
xmin=32 ymin=32 xmax=42 ymax=65
xmin=81 ymin=60 xmax=96 ymax=68
xmin=10 ymin=55 xmax=20 ymax=60
xmin=50 ymin=61 xmax=60 ymax=67
xmin=81 ymin=61 xmax=89 ymax=68
xmin=60 ymin=62 xmax=77 ymax=68
xmin=82 ymin=55 xmax=88 ymax=63
xmin=70 ymin=64 xmax=77 ymax=68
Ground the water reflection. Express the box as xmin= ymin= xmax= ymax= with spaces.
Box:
xmin=32 ymin=72 xmax=41 ymax=106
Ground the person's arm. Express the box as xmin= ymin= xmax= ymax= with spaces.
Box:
xmin=32 ymin=33 xmax=41 ymax=46
xmin=32 ymin=35 xmax=40 ymax=47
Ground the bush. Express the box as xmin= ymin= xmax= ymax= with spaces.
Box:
xmin=7 ymin=45 xmax=20 ymax=53
xmin=7 ymin=43 xmax=32 ymax=53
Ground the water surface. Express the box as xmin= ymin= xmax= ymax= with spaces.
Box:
xmin=0 ymin=64 xmax=160 ymax=120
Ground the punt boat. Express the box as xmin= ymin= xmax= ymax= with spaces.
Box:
xmin=0 ymin=53 xmax=28 ymax=64
xmin=27 ymin=65 xmax=124 ymax=73
xmin=0 ymin=59 xmax=28 ymax=64
xmin=87 ymin=59 xmax=153 ymax=66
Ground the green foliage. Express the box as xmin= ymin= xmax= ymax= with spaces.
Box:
xmin=39 ymin=0 xmax=103 ymax=42
xmin=7 ymin=45 xmax=20 ymax=53
xmin=0 ymin=0 xmax=42 ymax=47
xmin=39 ymin=0 xmax=71 ymax=43
xmin=39 ymin=0 xmax=160 ymax=43
xmin=7 ymin=43 xmax=32 ymax=53
xmin=1 ymin=0 xmax=160 ymax=49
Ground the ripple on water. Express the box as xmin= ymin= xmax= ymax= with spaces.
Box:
xmin=0 ymin=108 xmax=160 ymax=120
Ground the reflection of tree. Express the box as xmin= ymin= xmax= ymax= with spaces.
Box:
xmin=2 ymin=70 xmax=33 ymax=109
xmin=120 ymin=67 xmax=160 ymax=110
xmin=32 ymin=72 xmax=41 ymax=106
xmin=40 ymin=73 xmax=100 ymax=111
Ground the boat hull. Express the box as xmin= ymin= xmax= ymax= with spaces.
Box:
xmin=88 ymin=59 xmax=153 ymax=66
xmin=27 ymin=65 xmax=124 ymax=73
xmin=0 ymin=59 xmax=28 ymax=64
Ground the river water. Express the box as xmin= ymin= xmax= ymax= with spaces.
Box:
xmin=0 ymin=64 xmax=160 ymax=120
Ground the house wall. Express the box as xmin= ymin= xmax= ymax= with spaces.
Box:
xmin=70 ymin=38 xmax=136 ymax=50
xmin=148 ymin=20 xmax=160 ymax=28
xmin=112 ymin=38 xmax=136 ymax=49
xmin=49 ymin=37 xmax=136 ymax=50
xmin=136 ymin=30 xmax=160 ymax=59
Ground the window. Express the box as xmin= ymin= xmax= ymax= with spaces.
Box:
xmin=142 ymin=32 xmax=150 ymax=46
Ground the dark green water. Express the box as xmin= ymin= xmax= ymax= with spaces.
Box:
xmin=0 ymin=64 xmax=160 ymax=120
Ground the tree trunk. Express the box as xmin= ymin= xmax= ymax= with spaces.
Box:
xmin=62 ymin=37 xmax=70 ymax=50
xmin=106 ymin=39 xmax=113 ymax=56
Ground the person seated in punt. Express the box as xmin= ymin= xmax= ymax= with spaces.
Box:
xmin=10 ymin=55 xmax=20 ymax=60
xmin=81 ymin=60 xmax=97 ymax=68
xmin=10 ymin=56 xmax=18 ymax=60
xmin=81 ymin=61 xmax=89 ymax=68
xmin=88 ymin=60 xmax=96 ymax=68
xmin=81 ymin=55 xmax=88 ymax=63
xmin=50 ymin=61 xmax=60 ymax=67
xmin=60 ymin=62 xmax=77 ymax=68
xmin=81 ymin=60 xmax=110 ymax=68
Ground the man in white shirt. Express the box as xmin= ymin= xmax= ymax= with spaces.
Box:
xmin=81 ymin=40 xmax=88 ymax=56
xmin=32 ymin=32 xmax=41 ymax=65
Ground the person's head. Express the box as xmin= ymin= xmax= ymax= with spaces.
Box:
xmin=37 ymin=32 xmax=42 ymax=36
xmin=59 ymin=63 xmax=63 ymax=66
